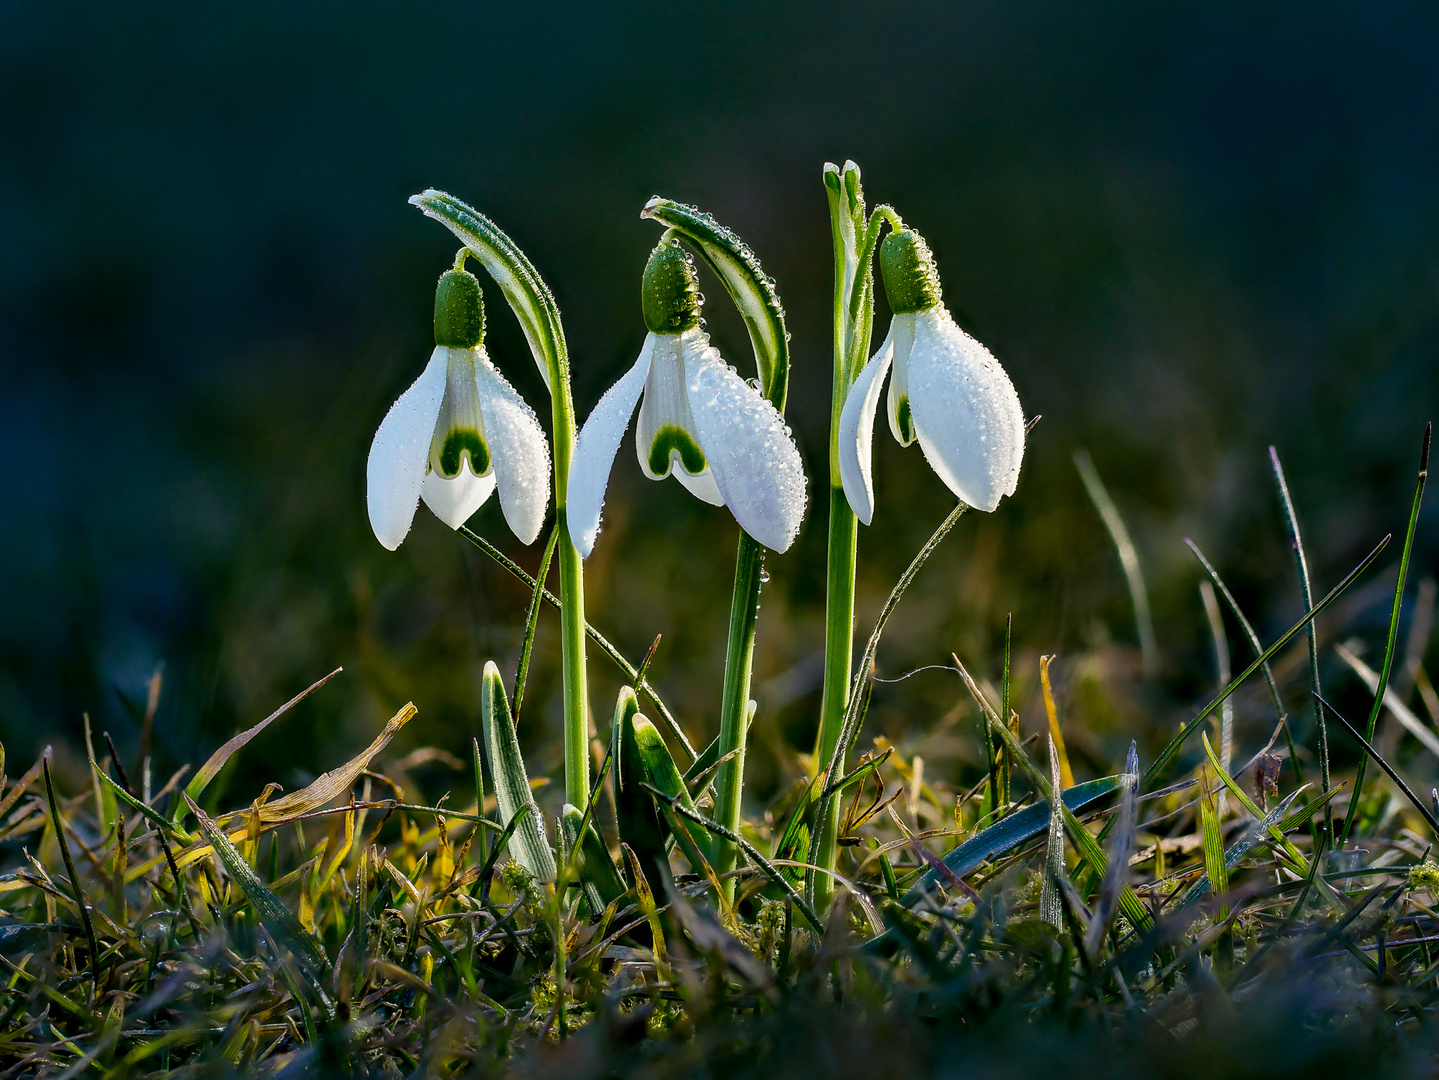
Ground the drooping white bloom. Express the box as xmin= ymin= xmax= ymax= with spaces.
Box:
xmin=838 ymin=229 xmax=1024 ymax=523
xmin=566 ymin=239 xmax=806 ymax=557
xmin=367 ymin=266 xmax=550 ymax=550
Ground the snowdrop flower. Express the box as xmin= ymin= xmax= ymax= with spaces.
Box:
xmin=838 ymin=228 xmax=1025 ymax=523
xmin=367 ymin=259 xmax=550 ymax=549
xmin=567 ymin=239 xmax=806 ymax=557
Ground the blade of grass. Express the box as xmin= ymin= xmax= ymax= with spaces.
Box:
xmin=1142 ymin=533 xmax=1391 ymax=792
xmin=513 ymin=525 xmax=560 ymax=719
xmin=1085 ymin=743 xmax=1138 ymax=956
xmin=1074 ymin=449 xmax=1157 ymax=677
xmin=1318 ymin=693 xmax=1439 ymax=836
xmin=182 ymin=668 xmax=342 ymax=811
xmin=1199 ymin=764 xmax=1229 ymax=921
xmin=1185 ymin=538 xmax=1287 ymax=722
xmin=1200 ymin=581 xmax=1235 ymax=814
xmin=1271 ymin=446 xmax=1331 ymax=815
xmin=1038 ymin=737 xmax=1065 ymax=930
xmin=1343 ymin=422 xmax=1431 ymax=843
xmin=805 ymin=500 xmax=969 ymax=905
xmin=460 ymin=526 xmax=696 ymax=764
xmin=43 ymin=758 xmax=98 ymax=977
xmin=184 ymin=793 xmax=330 ymax=1000
xmin=1039 ymin=657 xmax=1074 ymax=790
xmin=1335 ymin=643 xmax=1439 ymax=758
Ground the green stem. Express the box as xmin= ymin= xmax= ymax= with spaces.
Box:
xmin=410 ymin=189 xmax=590 ymax=809
xmin=812 ymin=163 xmax=888 ymax=911
xmin=813 ymin=489 xmax=857 ymax=911
xmin=712 ymin=536 xmax=766 ymax=892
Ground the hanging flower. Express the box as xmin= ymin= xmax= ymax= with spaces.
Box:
xmin=567 ymin=238 xmax=806 ymax=557
xmin=367 ymin=258 xmax=550 ymax=549
xmin=838 ymin=228 xmax=1025 ymax=523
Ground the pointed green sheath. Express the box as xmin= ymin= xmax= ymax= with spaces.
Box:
xmin=480 ymin=662 xmax=556 ymax=883
xmin=632 ymin=712 xmax=716 ymax=871
xmin=561 ymin=803 xmax=626 ymax=914
xmin=614 ymin=686 xmax=670 ymax=892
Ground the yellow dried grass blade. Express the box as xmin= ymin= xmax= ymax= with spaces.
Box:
xmin=1040 ymin=655 xmax=1075 ymax=789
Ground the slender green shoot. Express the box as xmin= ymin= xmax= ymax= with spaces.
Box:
xmin=1343 ymin=423 xmax=1431 ymax=843
xmin=1074 ymin=448 xmax=1157 ymax=677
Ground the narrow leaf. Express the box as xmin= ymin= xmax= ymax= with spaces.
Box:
xmin=561 ymin=803 xmax=626 ymax=914
xmin=184 ymin=793 xmax=330 ymax=999
xmin=480 ymin=662 xmax=556 ymax=882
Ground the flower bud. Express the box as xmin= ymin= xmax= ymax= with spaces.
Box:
xmin=433 ymin=268 xmax=485 ymax=348
xmin=641 ymin=238 xmax=702 ymax=334
xmin=879 ymin=229 xmax=943 ymax=314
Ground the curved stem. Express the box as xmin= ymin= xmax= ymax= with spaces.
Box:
xmin=411 ymin=189 xmax=590 ymax=809
xmin=643 ymin=197 xmax=792 ymax=890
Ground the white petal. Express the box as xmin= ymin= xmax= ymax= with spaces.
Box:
xmin=837 ymin=327 xmax=894 ymax=526
xmin=906 ymin=308 xmax=1026 ymax=512
xmin=681 ymin=332 xmax=808 ymax=552
xmin=421 ymin=465 xmax=497 ymax=529
xmin=366 ymin=347 xmax=448 ymax=550
xmin=474 ymin=348 xmax=553 ymax=544
xmin=886 ymin=314 xmax=918 ymax=446
xmin=566 ymin=338 xmax=654 ymax=557
xmin=674 ymin=465 xmax=724 ymax=506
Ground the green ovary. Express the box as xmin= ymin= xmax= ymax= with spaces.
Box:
xmin=437 ymin=427 xmax=491 ymax=478
xmin=648 ymin=425 xmax=706 ymax=476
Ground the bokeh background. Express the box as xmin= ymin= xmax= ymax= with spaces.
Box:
xmin=3 ymin=0 xmax=1437 ymax=816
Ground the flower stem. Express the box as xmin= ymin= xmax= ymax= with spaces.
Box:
xmin=812 ymin=161 xmax=884 ymax=911
xmin=409 ymin=189 xmax=591 ymax=809
xmin=813 ymin=489 xmax=856 ymax=912
xmin=711 ymin=534 xmax=766 ymax=894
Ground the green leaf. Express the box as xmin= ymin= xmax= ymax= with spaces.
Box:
xmin=561 ymin=804 xmax=626 ymax=914
xmin=903 ymin=776 xmax=1122 ymax=904
xmin=480 ymin=662 xmax=557 ymax=883
xmin=1173 ymin=786 xmax=1302 ymax=912
xmin=632 ymin=712 xmax=715 ymax=871
xmin=183 ymin=793 xmax=330 ymax=1001
xmin=613 ymin=687 xmax=669 ymax=891
xmin=641 ymin=197 xmax=790 ymax=409
xmin=1199 ymin=766 xmax=1230 ymax=921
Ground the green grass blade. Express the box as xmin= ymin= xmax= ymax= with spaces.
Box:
xmin=183 ymin=793 xmax=330 ymax=999
xmin=513 ymin=525 xmax=560 ymax=719
xmin=1270 ymin=446 xmax=1331 ymax=804
xmin=1343 ymin=422 xmax=1431 ymax=842
xmin=459 ymin=526 xmax=696 ymax=764
xmin=44 ymin=758 xmax=99 ymax=977
xmin=1074 ymin=449 xmax=1157 ymax=678
xmin=1198 ymin=765 xmax=1229 ymax=921
xmin=1173 ymin=786 xmax=1301 ymax=912
xmin=1319 ymin=693 xmax=1439 ymax=836
xmin=1142 ymin=532 xmax=1391 ymax=791
xmin=903 ymin=776 xmax=1122 ymax=904
xmin=480 ymin=662 xmax=557 ymax=882
xmin=1185 ymin=538 xmax=1286 ymax=721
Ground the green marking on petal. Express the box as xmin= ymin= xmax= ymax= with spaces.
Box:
xmin=648 ymin=425 xmax=706 ymax=477
xmin=438 ymin=427 xmax=492 ymax=478
xmin=896 ymin=397 xmax=916 ymax=445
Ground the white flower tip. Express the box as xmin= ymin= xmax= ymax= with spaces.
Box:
xmin=568 ymin=518 xmax=597 ymax=560
xmin=482 ymin=659 xmax=501 ymax=680
xmin=639 ymin=195 xmax=663 ymax=219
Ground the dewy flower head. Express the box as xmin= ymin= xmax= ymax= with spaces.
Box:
xmin=367 ymin=255 xmax=551 ymax=549
xmin=567 ymin=237 xmax=806 ymax=557
xmin=838 ymin=227 xmax=1025 ymax=523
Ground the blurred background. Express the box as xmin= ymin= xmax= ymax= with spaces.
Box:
xmin=2 ymin=0 xmax=1436 ymax=817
